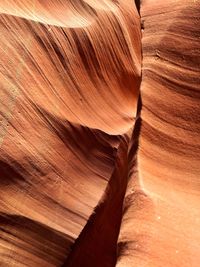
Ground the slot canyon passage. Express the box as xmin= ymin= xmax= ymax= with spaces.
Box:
xmin=0 ymin=0 xmax=200 ymax=266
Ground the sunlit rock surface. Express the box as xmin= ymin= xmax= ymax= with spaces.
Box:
xmin=0 ymin=0 xmax=199 ymax=267
xmin=117 ymin=1 xmax=200 ymax=267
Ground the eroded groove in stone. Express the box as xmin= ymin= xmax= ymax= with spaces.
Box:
xmin=0 ymin=1 xmax=141 ymax=266
xmin=1 ymin=1 xmax=200 ymax=267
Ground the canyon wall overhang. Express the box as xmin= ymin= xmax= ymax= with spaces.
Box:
xmin=0 ymin=1 xmax=199 ymax=267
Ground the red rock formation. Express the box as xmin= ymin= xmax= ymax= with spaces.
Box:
xmin=0 ymin=0 xmax=199 ymax=267
xmin=117 ymin=1 xmax=200 ymax=267
xmin=0 ymin=1 xmax=140 ymax=266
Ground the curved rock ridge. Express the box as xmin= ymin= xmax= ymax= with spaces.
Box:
xmin=116 ymin=1 xmax=200 ymax=267
xmin=0 ymin=0 xmax=141 ymax=135
xmin=1 ymin=0 xmax=200 ymax=267
xmin=0 ymin=0 xmax=124 ymax=27
xmin=0 ymin=1 xmax=141 ymax=266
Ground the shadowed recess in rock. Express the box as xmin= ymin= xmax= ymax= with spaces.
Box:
xmin=1 ymin=0 xmax=200 ymax=267
xmin=0 ymin=213 xmax=74 ymax=267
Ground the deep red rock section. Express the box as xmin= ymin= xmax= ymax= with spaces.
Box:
xmin=0 ymin=1 xmax=199 ymax=267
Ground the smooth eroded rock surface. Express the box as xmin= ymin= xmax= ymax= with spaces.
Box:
xmin=0 ymin=1 xmax=199 ymax=267
xmin=116 ymin=1 xmax=200 ymax=267
xmin=0 ymin=1 xmax=141 ymax=266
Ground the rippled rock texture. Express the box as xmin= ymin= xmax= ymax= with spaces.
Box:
xmin=0 ymin=1 xmax=199 ymax=267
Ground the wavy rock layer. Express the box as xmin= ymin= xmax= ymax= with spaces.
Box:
xmin=116 ymin=1 xmax=200 ymax=267
xmin=0 ymin=1 xmax=141 ymax=267
xmin=1 ymin=1 xmax=200 ymax=267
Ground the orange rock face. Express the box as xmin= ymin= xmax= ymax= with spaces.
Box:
xmin=0 ymin=1 xmax=199 ymax=267
xmin=117 ymin=1 xmax=200 ymax=267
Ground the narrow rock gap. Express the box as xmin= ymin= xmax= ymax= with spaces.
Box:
xmin=115 ymin=0 xmax=143 ymax=264
xmin=62 ymin=136 xmax=129 ymax=267
xmin=135 ymin=0 xmax=141 ymax=14
xmin=62 ymin=1 xmax=143 ymax=266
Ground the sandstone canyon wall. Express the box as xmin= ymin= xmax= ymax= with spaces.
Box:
xmin=117 ymin=1 xmax=200 ymax=267
xmin=0 ymin=1 xmax=199 ymax=267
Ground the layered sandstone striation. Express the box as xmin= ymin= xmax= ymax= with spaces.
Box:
xmin=117 ymin=1 xmax=200 ymax=267
xmin=0 ymin=0 xmax=199 ymax=267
